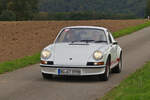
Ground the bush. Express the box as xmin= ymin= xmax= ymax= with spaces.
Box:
xmin=0 ymin=10 xmax=16 ymax=21
xmin=33 ymin=12 xmax=49 ymax=20
xmin=33 ymin=11 xmax=137 ymax=20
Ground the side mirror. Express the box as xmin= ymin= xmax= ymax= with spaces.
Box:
xmin=113 ymin=41 xmax=118 ymax=45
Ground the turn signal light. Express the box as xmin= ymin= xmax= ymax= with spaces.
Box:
xmin=41 ymin=60 xmax=47 ymax=64
xmin=87 ymin=62 xmax=104 ymax=66
xmin=94 ymin=62 xmax=104 ymax=65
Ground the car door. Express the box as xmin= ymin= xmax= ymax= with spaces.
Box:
xmin=108 ymin=32 xmax=117 ymax=67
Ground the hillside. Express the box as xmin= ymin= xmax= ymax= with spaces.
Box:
xmin=39 ymin=0 xmax=146 ymax=17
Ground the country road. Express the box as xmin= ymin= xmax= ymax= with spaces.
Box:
xmin=0 ymin=27 xmax=150 ymax=100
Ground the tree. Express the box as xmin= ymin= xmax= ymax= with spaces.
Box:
xmin=0 ymin=10 xmax=16 ymax=21
xmin=0 ymin=0 xmax=39 ymax=21
xmin=6 ymin=0 xmax=38 ymax=20
xmin=0 ymin=0 xmax=9 ymax=14
xmin=146 ymin=0 xmax=150 ymax=17
xmin=39 ymin=0 xmax=145 ymax=18
xmin=33 ymin=12 xmax=49 ymax=20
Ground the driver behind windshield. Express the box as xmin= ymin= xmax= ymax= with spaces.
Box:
xmin=92 ymin=31 xmax=101 ymax=41
xmin=56 ymin=28 xmax=106 ymax=43
xmin=62 ymin=29 xmax=77 ymax=42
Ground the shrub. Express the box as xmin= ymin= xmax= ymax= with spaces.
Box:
xmin=0 ymin=10 xmax=16 ymax=21
xmin=33 ymin=12 xmax=49 ymax=20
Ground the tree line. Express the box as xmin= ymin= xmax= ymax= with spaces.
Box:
xmin=0 ymin=0 xmax=38 ymax=21
xmin=33 ymin=12 xmax=137 ymax=20
xmin=39 ymin=0 xmax=146 ymax=18
xmin=0 ymin=0 xmax=150 ymax=21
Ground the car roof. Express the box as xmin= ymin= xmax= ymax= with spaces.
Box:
xmin=64 ymin=26 xmax=107 ymax=31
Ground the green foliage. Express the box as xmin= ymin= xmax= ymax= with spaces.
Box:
xmin=33 ymin=12 xmax=137 ymax=20
xmin=0 ymin=0 xmax=38 ymax=21
xmin=10 ymin=0 xmax=38 ymax=20
xmin=39 ymin=0 xmax=146 ymax=18
xmin=0 ymin=0 xmax=148 ymax=20
xmin=146 ymin=0 xmax=150 ymax=16
xmin=0 ymin=10 xmax=16 ymax=21
xmin=33 ymin=12 xmax=49 ymax=20
xmin=0 ymin=21 xmax=150 ymax=74
xmin=102 ymin=61 xmax=150 ymax=100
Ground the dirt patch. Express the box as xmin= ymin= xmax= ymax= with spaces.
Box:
xmin=0 ymin=19 xmax=146 ymax=62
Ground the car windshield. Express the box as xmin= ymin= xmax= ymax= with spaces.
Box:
xmin=55 ymin=28 xmax=107 ymax=43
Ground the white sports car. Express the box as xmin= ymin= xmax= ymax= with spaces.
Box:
xmin=40 ymin=26 xmax=122 ymax=81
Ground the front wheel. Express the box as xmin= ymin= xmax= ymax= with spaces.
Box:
xmin=99 ymin=58 xmax=110 ymax=81
xmin=112 ymin=54 xmax=122 ymax=73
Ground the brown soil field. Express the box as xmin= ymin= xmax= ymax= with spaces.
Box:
xmin=0 ymin=19 xmax=146 ymax=62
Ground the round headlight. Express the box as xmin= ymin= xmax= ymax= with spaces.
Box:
xmin=93 ymin=51 xmax=103 ymax=60
xmin=41 ymin=50 xmax=51 ymax=59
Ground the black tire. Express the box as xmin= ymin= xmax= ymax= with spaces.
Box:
xmin=112 ymin=54 xmax=122 ymax=73
xmin=42 ymin=73 xmax=53 ymax=79
xmin=99 ymin=58 xmax=111 ymax=81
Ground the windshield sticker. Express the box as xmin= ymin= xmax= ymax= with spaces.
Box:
xmin=64 ymin=29 xmax=70 ymax=32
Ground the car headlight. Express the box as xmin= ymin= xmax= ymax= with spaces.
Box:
xmin=41 ymin=50 xmax=51 ymax=59
xmin=93 ymin=51 xmax=103 ymax=60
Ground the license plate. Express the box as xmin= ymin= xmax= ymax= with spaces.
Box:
xmin=72 ymin=69 xmax=81 ymax=75
xmin=58 ymin=69 xmax=81 ymax=75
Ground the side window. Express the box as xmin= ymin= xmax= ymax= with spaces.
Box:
xmin=109 ymin=32 xmax=116 ymax=43
xmin=108 ymin=33 xmax=112 ymax=43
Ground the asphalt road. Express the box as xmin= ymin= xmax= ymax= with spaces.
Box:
xmin=0 ymin=27 xmax=150 ymax=100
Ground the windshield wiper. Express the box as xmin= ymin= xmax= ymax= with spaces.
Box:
xmin=80 ymin=40 xmax=95 ymax=43
xmin=95 ymin=40 xmax=107 ymax=43
xmin=71 ymin=40 xmax=80 ymax=43
xmin=71 ymin=40 xmax=95 ymax=44
xmin=69 ymin=40 xmax=89 ymax=45
xmin=71 ymin=40 xmax=107 ymax=43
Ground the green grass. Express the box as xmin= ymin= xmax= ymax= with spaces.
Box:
xmin=0 ymin=53 xmax=40 ymax=74
xmin=113 ymin=21 xmax=150 ymax=38
xmin=101 ymin=61 xmax=150 ymax=100
xmin=0 ymin=21 xmax=150 ymax=74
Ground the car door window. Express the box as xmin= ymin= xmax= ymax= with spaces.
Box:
xmin=108 ymin=33 xmax=112 ymax=44
xmin=109 ymin=32 xmax=116 ymax=43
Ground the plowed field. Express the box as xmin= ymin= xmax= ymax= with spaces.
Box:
xmin=0 ymin=20 xmax=146 ymax=62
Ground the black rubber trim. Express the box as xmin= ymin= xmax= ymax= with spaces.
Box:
xmin=40 ymin=65 xmax=105 ymax=69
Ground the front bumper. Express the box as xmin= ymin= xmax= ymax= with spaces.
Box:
xmin=40 ymin=64 xmax=106 ymax=76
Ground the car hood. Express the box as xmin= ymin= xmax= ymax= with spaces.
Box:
xmin=52 ymin=42 xmax=108 ymax=66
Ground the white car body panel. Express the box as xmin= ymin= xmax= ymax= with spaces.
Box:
xmin=53 ymin=43 xmax=108 ymax=65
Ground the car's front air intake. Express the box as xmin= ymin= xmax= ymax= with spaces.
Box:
xmin=87 ymin=62 xmax=94 ymax=66
xmin=47 ymin=61 xmax=54 ymax=65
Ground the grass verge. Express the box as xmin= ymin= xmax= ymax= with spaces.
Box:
xmin=0 ymin=53 xmax=40 ymax=74
xmin=0 ymin=21 xmax=150 ymax=74
xmin=113 ymin=21 xmax=150 ymax=38
xmin=101 ymin=61 xmax=150 ymax=100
